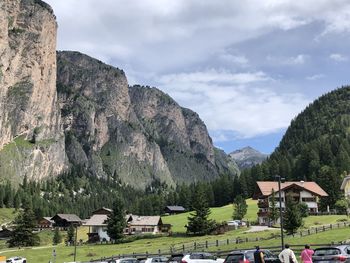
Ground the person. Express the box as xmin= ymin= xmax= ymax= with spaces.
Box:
xmin=254 ymin=246 xmax=265 ymax=263
xmin=279 ymin=244 xmax=298 ymax=263
xmin=301 ymin=245 xmax=314 ymax=263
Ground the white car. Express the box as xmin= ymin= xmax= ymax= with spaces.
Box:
xmin=6 ymin=257 xmax=26 ymax=263
xmin=181 ymin=252 xmax=217 ymax=263
xmin=144 ymin=257 xmax=168 ymax=263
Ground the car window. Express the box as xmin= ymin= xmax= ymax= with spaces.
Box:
xmin=225 ymin=254 xmax=244 ymax=263
xmin=263 ymin=250 xmax=275 ymax=258
xmin=345 ymin=246 xmax=350 ymax=255
xmin=169 ymin=256 xmax=183 ymax=262
xmin=314 ymin=248 xmax=341 ymax=256
xmin=245 ymin=251 xmax=254 ymax=261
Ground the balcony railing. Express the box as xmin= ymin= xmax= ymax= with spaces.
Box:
xmin=258 ymin=199 xmax=269 ymax=208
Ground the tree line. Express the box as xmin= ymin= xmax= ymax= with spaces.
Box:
xmin=0 ymin=168 xmax=243 ymax=220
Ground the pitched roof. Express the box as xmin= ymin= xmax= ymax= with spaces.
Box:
xmin=341 ymin=176 xmax=350 ymax=190
xmin=92 ymin=207 xmax=113 ymax=215
xmin=43 ymin=217 xmax=54 ymax=223
xmin=84 ymin=214 xmax=108 ymax=226
xmin=51 ymin=214 xmax=82 ymax=222
xmin=256 ymin=181 xmax=328 ymax=197
xmin=165 ymin=206 xmax=185 ymax=211
xmin=129 ymin=216 xmax=161 ymax=226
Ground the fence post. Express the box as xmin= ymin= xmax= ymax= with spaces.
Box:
xmin=227 ymin=239 xmax=229 ymax=245
xmin=316 ymin=228 xmax=318 ymax=233
xmin=308 ymin=229 xmax=310 ymax=235
xmin=206 ymin=240 xmax=208 ymax=248
xmin=323 ymin=226 xmax=325 ymax=231
xmin=216 ymin=240 xmax=219 ymax=247
xmin=146 ymin=251 xmax=149 ymax=257
xmin=182 ymin=244 xmax=185 ymax=252
xmin=300 ymin=231 xmax=302 ymax=237
xmin=246 ymin=237 xmax=249 ymax=242
xmin=158 ymin=249 xmax=161 ymax=255
xmin=194 ymin=242 xmax=197 ymax=250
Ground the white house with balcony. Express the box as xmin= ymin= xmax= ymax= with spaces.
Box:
xmin=253 ymin=181 xmax=328 ymax=226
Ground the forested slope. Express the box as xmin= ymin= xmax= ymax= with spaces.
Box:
xmin=239 ymin=86 xmax=350 ymax=208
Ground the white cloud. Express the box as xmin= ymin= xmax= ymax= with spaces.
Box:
xmin=45 ymin=0 xmax=350 ymax=72
xmin=306 ymin=74 xmax=325 ymax=80
xmin=266 ymin=54 xmax=308 ymax=65
xmin=157 ymin=70 xmax=308 ymax=138
xmin=159 ymin=70 xmax=270 ymax=86
xmin=329 ymin=53 xmax=348 ymax=62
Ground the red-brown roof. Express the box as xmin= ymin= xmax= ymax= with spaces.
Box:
xmin=256 ymin=181 xmax=328 ymax=197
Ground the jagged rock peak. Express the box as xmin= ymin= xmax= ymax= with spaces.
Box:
xmin=229 ymin=146 xmax=268 ymax=170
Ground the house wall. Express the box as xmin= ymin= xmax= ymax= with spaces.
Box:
xmin=92 ymin=226 xmax=110 ymax=241
xmin=126 ymin=225 xmax=159 ymax=234
xmin=258 ymin=189 xmax=321 ymax=225
xmin=344 ymin=181 xmax=350 ymax=197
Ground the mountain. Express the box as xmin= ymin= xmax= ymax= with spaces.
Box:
xmin=239 ymin=87 xmax=350 ymax=208
xmin=0 ymin=0 xmax=67 ymax=185
xmin=57 ymin=51 xmax=238 ymax=188
xmin=0 ymin=0 xmax=238 ymax=187
xmin=229 ymin=146 xmax=268 ymax=169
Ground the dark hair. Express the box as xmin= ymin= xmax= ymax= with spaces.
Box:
xmin=305 ymin=245 xmax=310 ymax=249
xmin=285 ymin=244 xmax=290 ymax=249
xmin=256 ymin=246 xmax=260 ymax=250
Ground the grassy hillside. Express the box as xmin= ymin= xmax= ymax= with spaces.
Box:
xmin=0 ymin=208 xmax=16 ymax=225
xmin=162 ymin=199 xmax=258 ymax=232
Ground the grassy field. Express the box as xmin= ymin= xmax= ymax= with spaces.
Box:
xmin=0 ymin=208 xmax=16 ymax=225
xmin=1 ymin=201 xmax=349 ymax=263
xmin=162 ymin=199 xmax=258 ymax=232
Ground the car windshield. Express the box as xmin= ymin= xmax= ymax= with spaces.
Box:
xmin=314 ymin=248 xmax=341 ymax=256
xmin=153 ymin=257 xmax=168 ymax=262
xmin=190 ymin=253 xmax=215 ymax=260
xmin=168 ymin=257 xmax=183 ymax=262
xmin=225 ymin=254 xmax=244 ymax=263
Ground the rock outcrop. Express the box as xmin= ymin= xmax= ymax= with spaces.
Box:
xmin=229 ymin=146 xmax=267 ymax=170
xmin=0 ymin=0 xmax=237 ymax=188
xmin=0 ymin=0 xmax=67 ymax=184
xmin=57 ymin=51 xmax=238 ymax=187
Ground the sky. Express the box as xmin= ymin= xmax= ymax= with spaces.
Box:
xmin=45 ymin=0 xmax=350 ymax=154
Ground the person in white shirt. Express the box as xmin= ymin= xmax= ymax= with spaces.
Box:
xmin=279 ymin=244 xmax=298 ymax=263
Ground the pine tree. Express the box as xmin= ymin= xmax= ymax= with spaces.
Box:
xmin=186 ymin=185 xmax=216 ymax=235
xmin=232 ymin=195 xmax=247 ymax=220
xmin=283 ymin=196 xmax=303 ymax=234
xmin=268 ymin=189 xmax=279 ymax=225
xmin=107 ymin=197 xmax=127 ymax=241
xmin=8 ymin=200 xmax=40 ymax=247
xmin=53 ymin=228 xmax=62 ymax=245
xmin=66 ymin=224 xmax=75 ymax=245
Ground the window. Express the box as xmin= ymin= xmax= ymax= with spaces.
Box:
xmin=302 ymin=197 xmax=316 ymax=202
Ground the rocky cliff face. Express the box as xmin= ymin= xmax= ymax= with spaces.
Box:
xmin=0 ymin=0 xmax=237 ymax=187
xmin=229 ymin=146 xmax=267 ymax=170
xmin=0 ymin=0 xmax=67 ymax=184
xmin=57 ymin=51 xmax=238 ymax=187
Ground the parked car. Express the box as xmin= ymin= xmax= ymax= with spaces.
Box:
xmin=181 ymin=252 xmax=217 ymax=263
xmin=224 ymin=249 xmax=280 ymax=263
xmin=108 ymin=258 xmax=140 ymax=263
xmin=145 ymin=257 xmax=168 ymax=263
xmin=168 ymin=253 xmax=184 ymax=263
xmin=227 ymin=220 xmax=246 ymax=227
xmin=6 ymin=257 xmax=27 ymax=263
xmin=313 ymin=246 xmax=350 ymax=263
